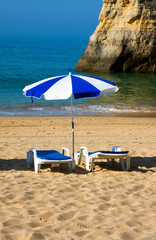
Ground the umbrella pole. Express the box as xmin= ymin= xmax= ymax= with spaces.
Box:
xmin=71 ymin=95 xmax=74 ymax=160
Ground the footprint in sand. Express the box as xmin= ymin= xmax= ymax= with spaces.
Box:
xmin=40 ymin=217 xmax=47 ymax=222
xmin=74 ymin=230 xmax=90 ymax=237
xmin=66 ymin=223 xmax=89 ymax=231
xmin=120 ymin=231 xmax=141 ymax=240
xmin=57 ymin=211 xmax=76 ymax=221
xmin=98 ymin=203 xmax=111 ymax=211
xmin=2 ymin=218 xmax=26 ymax=227
xmin=30 ymin=232 xmax=45 ymax=240
xmin=0 ymin=234 xmax=25 ymax=240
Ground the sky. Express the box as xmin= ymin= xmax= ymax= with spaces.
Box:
xmin=0 ymin=0 xmax=102 ymax=37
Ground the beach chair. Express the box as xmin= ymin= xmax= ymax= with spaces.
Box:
xmin=27 ymin=147 xmax=75 ymax=173
xmin=75 ymin=146 xmax=130 ymax=171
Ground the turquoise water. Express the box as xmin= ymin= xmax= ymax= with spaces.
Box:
xmin=0 ymin=35 xmax=156 ymax=116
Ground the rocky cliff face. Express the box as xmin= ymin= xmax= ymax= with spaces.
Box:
xmin=75 ymin=0 xmax=156 ymax=73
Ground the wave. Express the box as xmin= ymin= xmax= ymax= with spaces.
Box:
xmin=0 ymin=104 xmax=155 ymax=117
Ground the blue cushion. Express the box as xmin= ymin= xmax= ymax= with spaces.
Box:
xmin=89 ymin=151 xmax=129 ymax=155
xmin=77 ymin=150 xmax=129 ymax=155
xmin=36 ymin=150 xmax=71 ymax=160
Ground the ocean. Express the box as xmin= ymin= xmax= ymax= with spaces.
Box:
xmin=0 ymin=34 xmax=156 ymax=116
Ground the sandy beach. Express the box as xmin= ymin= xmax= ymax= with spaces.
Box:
xmin=0 ymin=115 xmax=156 ymax=240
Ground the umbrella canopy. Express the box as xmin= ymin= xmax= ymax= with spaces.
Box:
xmin=23 ymin=73 xmax=118 ymax=159
xmin=23 ymin=73 xmax=118 ymax=100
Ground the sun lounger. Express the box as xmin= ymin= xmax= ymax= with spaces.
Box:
xmin=75 ymin=146 xmax=130 ymax=171
xmin=27 ymin=147 xmax=75 ymax=173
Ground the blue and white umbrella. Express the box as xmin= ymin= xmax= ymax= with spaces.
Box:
xmin=23 ymin=72 xmax=118 ymax=159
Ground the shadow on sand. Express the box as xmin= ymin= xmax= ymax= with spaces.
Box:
xmin=93 ymin=156 xmax=156 ymax=173
xmin=0 ymin=157 xmax=156 ymax=174
xmin=0 ymin=158 xmax=28 ymax=172
xmin=0 ymin=158 xmax=89 ymax=174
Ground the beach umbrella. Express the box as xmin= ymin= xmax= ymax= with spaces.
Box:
xmin=23 ymin=72 xmax=118 ymax=160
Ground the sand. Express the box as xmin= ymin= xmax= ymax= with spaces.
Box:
xmin=0 ymin=116 xmax=156 ymax=240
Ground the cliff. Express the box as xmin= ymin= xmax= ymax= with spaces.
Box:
xmin=75 ymin=0 xmax=156 ymax=73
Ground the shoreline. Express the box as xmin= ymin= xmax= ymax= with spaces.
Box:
xmin=0 ymin=102 xmax=156 ymax=118
xmin=0 ymin=111 xmax=156 ymax=118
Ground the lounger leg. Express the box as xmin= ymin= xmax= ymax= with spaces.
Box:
xmin=34 ymin=160 xmax=40 ymax=173
xmin=75 ymin=152 xmax=82 ymax=165
xmin=75 ymin=153 xmax=79 ymax=165
xmin=77 ymin=148 xmax=84 ymax=165
xmin=111 ymin=159 xmax=115 ymax=167
xmin=38 ymin=164 xmax=41 ymax=172
xmin=78 ymin=151 xmax=83 ymax=165
xmin=78 ymin=147 xmax=89 ymax=166
xmin=86 ymin=157 xmax=90 ymax=171
xmin=27 ymin=151 xmax=34 ymax=168
xmin=90 ymin=158 xmax=94 ymax=171
xmin=126 ymin=155 xmax=131 ymax=170
xmin=120 ymin=158 xmax=126 ymax=170
xmin=34 ymin=161 xmax=38 ymax=173
xmin=67 ymin=161 xmax=75 ymax=172
xmin=27 ymin=151 xmax=31 ymax=168
xmin=107 ymin=159 xmax=111 ymax=165
xmin=68 ymin=162 xmax=72 ymax=169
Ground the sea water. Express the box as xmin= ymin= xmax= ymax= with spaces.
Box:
xmin=0 ymin=34 xmax=156 ymax=116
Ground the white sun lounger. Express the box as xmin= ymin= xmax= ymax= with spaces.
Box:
xmin=27 ymin=147 xmax=75 ymax=173
xmin=75 ymin=146 xmax=130 ymax=171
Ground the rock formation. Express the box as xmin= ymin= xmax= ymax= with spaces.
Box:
xmin=75 ymin=0 xmax=156 ymax=73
